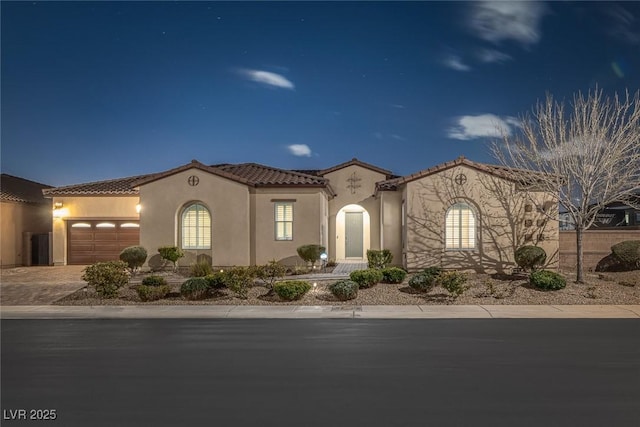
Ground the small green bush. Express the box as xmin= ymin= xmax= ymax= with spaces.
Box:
xmin=204 ymin=272 xmax=227 ymax=290
xmin=367 ymin=249 xmax=393 ymax=269
xmin=137 ymin=284 xmax=171 ymax=301
xmin=222 ymin=267 xmax=256 ymax=299
xmin=273 ymin=280 xmax=312 ymax=301
xmin=82 ymin=261 xmax=129 ymax=298
xmin=329 ymin=280 xmax=359 ymax=301
xmin=381 ymin=267 xmax=407 ymax=284
xmin=180 ymin=277 xmax=210 ymax=300
xmin=119 ymin=246 xmax=148 ymax=274
xmin=422 ymin=266 xmax=443 ymax=277
xmin=530 ymin=270 xmax=566 ymax=291
xmin=296 ymin=244 xmax=326 ymax=267
xmin=326 ymin=259 xmax=337 ymax=268
xmin=141 ymin=275 xmax=168 ymax=287
xmin=190 ymin=260 xmax=213 ymax=277
xmin=408 ymin=271 xmax=439 ymax=292
xmin=515 ymin=245 xmax=547 ymax=271
xmin=349 ymin=269 xmax=384 ymax=288
xmin=438 ymin=271 xmax=468 ymax=298
xmin=256 ymin=260 xmax=287 ymax=290
xmin=158 ymin=246 xmax=184 ymax=271
xmin=611 ymin=240 xmax=640 ymax=270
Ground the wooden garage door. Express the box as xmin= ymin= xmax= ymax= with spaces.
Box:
xmin=68 ymin=220 xmax=140 ymax=265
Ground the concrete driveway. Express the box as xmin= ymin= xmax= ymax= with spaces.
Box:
xmin=0 ymin=266 xmax=87 ymax=305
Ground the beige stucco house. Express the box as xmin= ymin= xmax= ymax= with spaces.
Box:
xmin=43 ymin=157 xmax=558 ymax=272
xmin=1 ymin=174 xmax=53 ymax=267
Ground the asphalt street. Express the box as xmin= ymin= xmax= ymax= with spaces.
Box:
xmin=2 ymin=319 xmax=639 ymax=427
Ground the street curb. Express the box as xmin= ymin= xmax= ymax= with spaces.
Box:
xmin=1 ymin=305 xmax=639 ymax=319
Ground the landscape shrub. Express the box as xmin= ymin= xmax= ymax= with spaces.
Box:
xmin=180 ymin=277 xmax=209 ymax=300
xmin=438 ymin=271 xmax=468 ymax=298
xmin=515 ymin=245 xmax=547 ymax=272
xmin=611 ymin=240 xmax=640 ymax=270
xmin=158 ymin=246 xmax=184 ymax=271
xmin=273 ymin=280 xmax=312 ymax=301
xmin=189 ymin=260 xmax=213 ymax=277
xmin=204 ymin=272 xmax=227 ymax=290
xmin=326 ymin=259 xmax=337 ymax=268
xmin=367 ymin=249 xmax=393 ymax=269
xmin=530 ymin=270 xmax=566 ymax=291
xmin=296 ymin=244 xmax=326 ymax=267
xmin=137 ymin=284 xmax=171 ymax=301
xmin=256 ymin=260 xmax=287 ymax=291
xmin=119 ymin=246 xmax=148 ymax=274
xmin=422 ymin=266 xmax=443 ymax=277
xmin=222 ymin=267 xmax=256 ymax=299
xmin=408 ymin=270 xmax=440 ymax=292
xmin=349 ymin=269 xmax=383 ymax=288
xmin=141 ymin=275 xmax=168 ymax=287
xmin=329 ymin=280 xmax=359 ymax=301
xmin=381 ymin=267 xmax=407 ymax=284
xmin=82 ymin=261 xmax=129 ymax=298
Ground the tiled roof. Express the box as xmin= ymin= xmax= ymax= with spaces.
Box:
xmin=217 ymin=163 xmax=328 ymax=186
xmin=375 ymin=156 xmax=548 ymax=191
xmin=43 ymin=174 xmax=155 ymax=196
xmin=1 ymin=174 xmax=52 ymax=204
xmin=317 ymin=158 xmax=395 ymax=178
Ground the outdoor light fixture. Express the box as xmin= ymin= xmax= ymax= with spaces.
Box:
xmin=136 ymin=203 xmax=142 ymax=213
xmin=52 ymin=202 xmax=68 ymax=218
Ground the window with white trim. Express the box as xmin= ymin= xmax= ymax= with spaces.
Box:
xmin=445 ymin=203 xmax=476 ymax=250
xmin=275 ymin=202 xmax=293 ymax=241
xmin=181 ymin=203 xmax=211 ymax=249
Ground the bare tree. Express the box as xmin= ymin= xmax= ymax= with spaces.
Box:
xmin=492 ymin=87 xmax=640 ymax=283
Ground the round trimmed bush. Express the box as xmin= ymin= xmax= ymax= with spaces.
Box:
xmin=408 ymin=271 xmax=438 ymax=292
xmin=438 ymin=271 xmax=468 ymax=297
xmin=611 ymin=240 xmax=640 ymax=270
xmin=349 ymin=269 xmax=383 ymax=288
xmin=119 ymin=246 xmax=147 ymax=273
xmin=82 ymin=261 xmax=129 ymax=298
xmin=180 ymin=277 xmax=209 ymax=300
xmin=273 ymin=280 xmax=312 ymax=301
xmin=329 ymin=280 xmax=359 ymax=301
xmin=137 ymin=284 xmax=171 ymax=301
xmin=530 ymin=270 xmax=566 ymax=291
xmin=141 ymin=275 xmax=167 ymax=287
xmin=515 ymin=246 xmax=547 ymax=271
xmin=204 ymin=272 xmax=227 ymax=290
xmin=381 ymin=267 xmax=407 ymax=284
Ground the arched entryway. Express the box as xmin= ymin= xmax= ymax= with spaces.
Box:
xmin=336 ymin=204 xmax=370 ymax=260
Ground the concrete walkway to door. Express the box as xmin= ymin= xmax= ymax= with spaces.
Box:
xmin=331 ymin=261 xmax=368 ymax=275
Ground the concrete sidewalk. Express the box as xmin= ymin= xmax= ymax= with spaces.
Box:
xmin=2 ymin=304 xmax=639 ymax=319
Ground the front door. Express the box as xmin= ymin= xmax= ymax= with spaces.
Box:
xmin=345 ymin=212 xmax=363 ymax=258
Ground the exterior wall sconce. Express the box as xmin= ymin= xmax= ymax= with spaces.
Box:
xmin=136 ymin=204 xmax=142 ymax=214
xmin=53 ymin=202 xmax=68 ymax=218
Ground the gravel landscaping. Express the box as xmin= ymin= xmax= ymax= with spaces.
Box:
xmin=55 ymin=269 xmax=640 ymax=306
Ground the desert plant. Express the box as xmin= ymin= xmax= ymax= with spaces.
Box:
xmin=158 ymin=246 xmax=184 ymax=272
xmin=141 ymin=275 xmax=168 ymax=287
xmin=329 ymin=280 xmax=359 ymax=301
xmin=438 ymin=271 xmax=468 ymax=298
xmin=204 ymin=272 xmax=227 ymax=290
xmin=381 ymin=267 xmax=407 ymax=284
xmin=119 ymin=246 xmax=147 ymax=274
xmin=408 ymin=271 xmax=439 ymax=292
xmin=611 ymin=240 xmax=640 ymax=270
xmin=273 ymin=280 xmax=312 ymax=301
xmin=222 ymin=267 xmax=256 ymax=299
xmin=422 ymin=266 xmax=443 ymax=277
xmin=190 ymin=260 xmax=213 ymax=277
xmin=349 ymin=269 xmax=383 ymax=288
xmin=256 ymin=260 xmax=287 ymax=292
xmin=180 ymin=277 xmax=209 ymax=300
xmin=515 ymin=245 xmax=547 ymax=272
xmin=82 ymin=261 xmax=129 ymax=298
xmin=137 ymin=284 xmax=171 ymax=301
xmin=296 ymin=244 xmax=326 ymax=267
xmin=366 ymin=249 xmax=393 ymax=269
xmin=530 ymin=270 xmax=566 ymax=291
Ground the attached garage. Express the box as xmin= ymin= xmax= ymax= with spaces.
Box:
xmin=67 ymin=220 xmax=139 ymax=265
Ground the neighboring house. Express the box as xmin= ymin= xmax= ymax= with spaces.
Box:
xmin=560 ymin=197 xmax=640 ymax=230
xmin=1 ymin=174 xmax=53 ymax=267
xmin=43 ymin=156 xmax=559 ymax=272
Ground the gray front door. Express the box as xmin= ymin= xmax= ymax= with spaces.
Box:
xmin=345 ymin=212 xmax=363 ymax=258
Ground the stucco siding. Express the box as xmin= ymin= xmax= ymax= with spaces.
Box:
xmin=380 ymin=191 xmax=403 ymax=266
xmin=1 ymin=201 xmax=52 ymax=267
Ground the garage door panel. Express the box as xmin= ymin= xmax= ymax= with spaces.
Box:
xmin=68 ymin=220 xmax=139 ymax=265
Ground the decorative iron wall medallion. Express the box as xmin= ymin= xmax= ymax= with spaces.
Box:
xmin=347 ymin=172 xmax=362 ymax=194
xmin=454 ymin=173 xmax=467 ymax=185
xmin=188 ymin=175 xmax=200 ymax=186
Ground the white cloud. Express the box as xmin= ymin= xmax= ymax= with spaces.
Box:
xmin=607 ymin=6 xmax=640 ymax=44
xmin=391 ymin=134 xmax=406 ymax=141
xmin=477 ymin=48 xmax=512 ymax=63
xmin=469 ymin=1 xmax=547 ymax=46
xmin=287 ymin=144 xmax=311 ymax=157
xmin=240 ymin=69 xmax=295 ymax=89
xmin=447 ymin=114 xmax=519 ymax=140
xmin=442 ymin=55 xmax=471 ymax=71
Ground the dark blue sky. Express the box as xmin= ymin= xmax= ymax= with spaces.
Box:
xmin=2 ymin=1 xmax=639 ymax=186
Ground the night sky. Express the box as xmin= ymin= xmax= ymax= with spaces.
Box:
xmin=2 ymin=1 xmax=639 ymax=186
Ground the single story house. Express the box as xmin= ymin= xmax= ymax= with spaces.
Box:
xmin=43 ymin=156 xmax=559 ymax=272
xmin=1 ymin=174 xmax=53 ymax=267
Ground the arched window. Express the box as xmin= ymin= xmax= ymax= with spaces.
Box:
xmin=445 ymin=203 xmax=476 ymax=250
xmin=181 ymin=203 xmax=211 ymax=249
